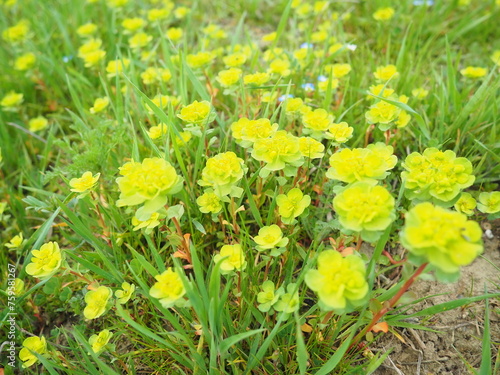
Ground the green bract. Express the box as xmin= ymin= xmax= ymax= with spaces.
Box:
xmin=333 ymin=182 xmax=396 ymax=242
xmin=276 ymin=188 xmax=311 ymax=224
xmin=401 ymin=148 xmax=475 ymax=206
xmin=305 ymin=250 xmax=368 ymax=312
xmin=400 ymin=203 xmax=483 ymax=276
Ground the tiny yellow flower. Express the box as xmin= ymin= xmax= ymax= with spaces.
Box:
xmin=146 ymin=123 xmax=167 ymax=140
xmin=305 ymin=250 xmax=368 ymax=311
xmin=373 ymin=7 xmax=395 ymax=21
xmin=174 ymin=6 xmax=190 ymax=19
xmin=411 ymin=87 xmax=429 ymax=100
xmin=325 ymin=122 xmax=354 ymax=144
xmin=19 ymin=336 xmax=47 ymax=368
xmin=166 ymin=27 xmax=183 ymax=42
xmin=25 ymin=241 xmax=63 ymax=279
xmin=121 ymin=17 xmax=145 ymax=33
xmin=70 ymin=171 xmax=100 ymax=193
xmin=373 ymin=64 xmax=399 ymax=81
xmin=28 ymin=116 xmax=49 ymax=132
xmin=5 ymin=232 xmax=24 ymax=249
xmin=148 ymin=8 xmax=170 ymax=22
xmin=175 ymin=131 xmax=192 ymax=147
xmin=115 ymin=282 xmax=135 ymax=304
xmin=273 ymin=283 xmax=300 ymax=314
xmin=14 ymin=278 xmax=25 ymax=296
xmin=78 ymin=38 xmax=102 ymax=57
xmin=325 ymin=63 xmax=352 ymax=79
xmin=257 ymin=280 xmax=283 ymax=312
xmin=213 ymin=244 xmax=247 ymax=274
xmin=198 ymin=152 xmax=246 ymax=197
xmin=196 ymin=190 xmax=223 ymax=214
xmin=14 ymin=52 xmax=36 ymax=71
xmin=186 ymin=51 xmax=214 ymax=69
xmin=477 ymin=191 xmax=500 ymax=214
xmin=106 ymin=0 xmax=128 ymax=8
xmin=367 ymin=84 xmax=394 ymax=100
xmin=2 ymin=19 xmax=30 ymax=44
xmin=77 ymin=23 xmax=97 ymax=37
xmin=454 ymin=192 xmax=476 ymax=216
xmin=84 ymin=286 xmax=112 ymax=320
xmin=268 ymin=58 xmax=291 ymax=76
xmin=243 ymin=72 xmax=271 ymax=86
xmin=132 ymin=212 xmax=163 ymax=233
xmin=230 ymin=117 xmax=278 ymax=147
xmin=177 ymin=100 xmax=212 ymax=124
xmin=106 ymin=58 xmax=130 ymax=78
xmin=90 ymin=97 xmax=110 ymax=114
xmin=251 ymin=131 xmax=303 ymax=172
xmin=129 ymin=32 xmax=152 ymax=49
xmin=460 ymin=66 xmax=487 ymax=79
xmin=298 ymin=137 xmax=325 ymax=159
xmin=223 ymin=52 xmax=247 ymax=67
xmin=82 ymin=49 xmax=106 ymax=68
xmin=262 ymin=31 xmax=277 ymax=42
xmin=1 ymin=91 xmax=23 ymax=110
xmin=254 ymin=225 xmax=289 ymax=253
xmin=302 ymin=108 xmax=334 ymax=137
xmin=216 ymin=68 xmax=242 ymax=87
xmin=89 ymin=330 xmax=113 ymax=354
xmin=276 ymin=188 xmax=311 ymax=224
xmin=149 ymin=268 xmax=186 ymax=308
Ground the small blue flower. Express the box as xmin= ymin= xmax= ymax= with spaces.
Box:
xmin=346 ymin=43 xmax=358 ymax=51
xmin=300 ymin=42 xmax=314 ymax=49
xmin=62 ymin=55 xmax=73 ymax=63
xmin=278 ymin=94 xmax=294 ymax=102
xmin=317 ymin=75 xmax=328 ymax=82
xmin=301 ymin=83 xmax=315 ymax=91
xmin=413 ymin=0 xmax=434 ymax=5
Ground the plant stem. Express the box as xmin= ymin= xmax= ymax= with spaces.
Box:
xmin=349 ymin=262 xmax=428 ymax=350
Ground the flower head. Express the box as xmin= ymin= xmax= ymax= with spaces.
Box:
xmin=217 ymin=68 xmax=242 ymax=87
xmin=302 ymin=108 xmax=334 ymax=138
xmin=276 ymin=188 xmax=311 ymax=224
xmin=198 ymin=152 xmax=245 ymax=197
xmin=25 ymin=242 xmax=63 ymax=279
xmin=460 ymin=66 xmax=487 ymax=79
xmin=243 ymin=72 xmax=271 ymax=86
xmin=115 ymin=282 xmax=135 ymax=304
xmin=373 ymin=64 xmax=399 ymax=81
xmin=412 ymin=87 xmax=429 ymax=100
xmin=254 ymin=225 xmax=289 ymax=254
xmin=146 ymin=124 xmax=167 ymax=140
xmin=373 ymin=7 xmax=395 ymax=21
xmin=150 ymin=268 xmax=186 ymax=308
xmin=116 ymin=158 xmax=183 ymax=221
xmin=14 ymin=52 xmax=36 ymax=71
xmin=325 ymin=122 xmax=353 ymax=144
xmin=400 ymin=203 xmax=483 ymax=275
xmin=401 ymin=148 xmax=475 ymax=205
xmin=1 ymin=91 xmax=23 ymax=110
xmin=326 ymin=143 xmax=397 ymax=184
xmin=231 ymin=118 xmax=278 ymax=147
xmin=251 ymin=131 xmax=303 ymax=173
xmin=257 ymin=280 xmax=284 ymax=312
xmin=132 ymin=212 xmax=163 ymax=233
xmin=298 ymin=137 xmax=325 ymax=159
xmin=19 ymin=336 xmax=47 ymax=368
xmin=196 ymin=190 xmax=223 ymax=214
xmin=305 ymin=250 xmax=368 ymax=311
xmin=84 ymin=286 xmax=112 ymax=319
xmin=177 ymin=100 xmax=212 ymax=124
xmin=2 ymin=20 xmax=30 ymax=44
xmin=70 ymin=171 xmax=100 ymax=193
xmin=273 ymin=283 xmax=300 ymax=314
xmin=5 ymin=232 xmax=24 ymax=249
xmin=213 ymin=244 xmax=246 ymax=274
xmin=477 ymin=191 xmax=500 ymax=214
xmin=28 ymin=116 xmax=49 ymax=132
xmin=89 ymin=329 xmax=113 ymax=354
xmin=90 ymin=97 xmax=110 ymax=114
xmin=454 ymin=192 xmax=476 ymax=216
xmin=333 ymin=182 xmax=396 ymax=242
xmin=106 ymin=58 xmax=130 ymax=78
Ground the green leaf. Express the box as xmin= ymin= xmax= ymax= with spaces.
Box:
xmin=219 ymin=329 xmax=265 ymax=355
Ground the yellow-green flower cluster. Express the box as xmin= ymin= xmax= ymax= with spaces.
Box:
xmin=326 ymin=143 xmax=397 ymax=184
xmin=177 ymin=100 xmax=213 ymax=125
xmin=460 ymin=66 xmax=487 ymax=79
xmin=89 ymin=329 xmax=113 ymax=354
xmin=302 ymin=108 xmax=334 ymax=138
xmin=298 ymin=137 xmax=325 ymax=159
xmin=324 ymin=122 xmax=354 ymax=144
xmin=305 ymin=250 xmax=368 ymax=311
xmin=365 ymin=95 xmax=411 ymax=131
xmin=196 ymin=189 xmax=223 ymax=214
xmin=401 ymin=148 xmax=475 ymax=205
xmin=276 ymin=188 xmax=311 ymax=225
xmin=132 ymin=212 xmax=163 ymax=234
xmin=84 ymin=286 xmax=112 ymax=320
xmin=254 ymin=225 xmax=289 ymax=255
xmin=333 ymin=182 xmax=396 ymax=241
xmin=400 ymin=203 xmax=483 ymax=275
xmin=213 ymin=244 xmax=247 ymax=274
xmin=477 ymin=191 xmax=500 ymax=214
xmin=198 ymin=152 xmax=246 ymax=198
xmin=70 ymin=171 xmax=100 ymax=194
xmin=231 ymin=118 xmax=279 ymax=147
xmin=257 ymin=280 xmax=284 ymax=313
xmin=25 ymin=241 xmax=63 ymax=279
xmin=149 ymin=268 xmax=186 ymax=308
xmin=454 ymin=193 xmax=476 ymax=216
xmin=115 ymin=282 xmax=135 ymax=304
xmin=251 ymin=130 xmax=303 ymax=176
xmin=20 ymin=336 xmax=47 ymax=368
xmin=116 ymin=158 xmax=183 ymax=221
